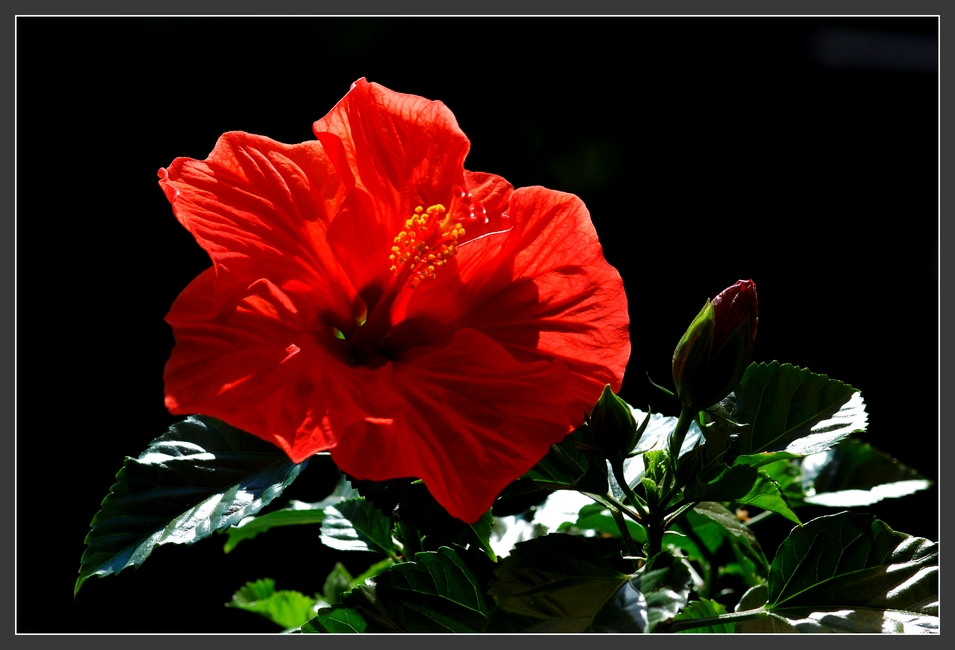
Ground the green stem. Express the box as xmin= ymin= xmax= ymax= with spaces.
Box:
xmin=600 ymin=494 xmax=644 ymax=527
xmin=743 ymin=510 xmax=774 ymax=527
xmin=608 ymin=505 xmax=641 ymax=570
xmin=645 ymin=512 xmax=665 ymax=559
xmin=659 ymin=608 xmax=770 ymax=633
xmin=664 ymin=500 xmax=697 ymax=527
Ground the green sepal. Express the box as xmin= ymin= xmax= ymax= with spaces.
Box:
xmin=589 ymin=384 xmax=641 ymax=457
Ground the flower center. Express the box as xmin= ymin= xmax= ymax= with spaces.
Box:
xmin=347 ymin=189 xmax=468 ymax=360
xmin=389 ymin=203 xmax=466 ymax=288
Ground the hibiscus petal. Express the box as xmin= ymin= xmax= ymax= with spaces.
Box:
xmin=312 ymin=78 xmax=471 ymax=234
xmin=464 ymin=170 xmax=513 ymax=224
xmin=329 ymin=328 xmax=577 ymax=523
xmin=159 ymin=131 xmax=356 ymax=327
xmin=164 ymin=268 xmax=362 ymax=460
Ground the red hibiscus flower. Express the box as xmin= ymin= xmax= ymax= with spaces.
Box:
xmin=158 ymin=79 xmax=630 ymax=522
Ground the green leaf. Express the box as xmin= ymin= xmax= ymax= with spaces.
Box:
xmin=737 ymin=511 xmax=938 ymax=633
xmin=302 ymin=585 xmax=401 ymax=633
xmin=757 ymin=457 xmax=805 ymax=503
xmin=223 ymin=504 xmax=325 ymax=554
xmin=76 ymin=416 xmax=307 ymax=595
xmin=727 ymin=362 xmax=867 ymax=456
xmin=319 ymin=498 xmax=397 ymax=558
xmin=686 ymin=502 xmax=761 ymax=552
xmin=488 ymin=534 xmax=636 ymax=632
xmin=733 ymin=468 xmax=801 ymax=524
xmin=375 ymin=546 xmax=490 ymax=632
xmin=800 ymin=440 xmax=932 ymax=507
xmin=303 ymin=606 xmax=368 ymax=633
xmin=631 ymin=551 xmax=693 ymax=631
xmin=673 ymin=598 xmax=734 ymax=633
xmin=684 ymin=464 xmax=758 ymax=502
xmin=226 ymin=578 xmax=318 ymax=630
xmin=733 ymin=451 xmax=805 ymax=469
xmin=746 ymin=608 xmax=939 ymax=633
xmin=223 ymin=474 xmax=357 ymax=553
xmin=469 ymin=509 xmax=498 ymax=562
xmin=524 ymin=425 xmax=608 ymax=494
xmin=489 ymin=534 xmax=689 ymax=632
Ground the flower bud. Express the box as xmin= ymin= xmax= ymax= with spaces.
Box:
xmin=672 ymin=279 xmax=758 ymax=410
xmin=588 ymin=385 xmax=645 ymax=459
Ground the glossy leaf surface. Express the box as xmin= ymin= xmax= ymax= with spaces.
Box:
xmin=223 ymin=475 xmax=357 ymax=552
xmin=76 ymin=416 xmax=306 ymax=595
xmin=737 ymin=512 xmax=938 ymax=634
xmin=727 ymin=362 xmax=867 ymax=456
xmin=319 ymin=498 xmax=397 ymax=558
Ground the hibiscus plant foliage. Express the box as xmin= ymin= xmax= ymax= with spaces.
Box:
xmin=76 ymin=80 xmax=937 ymax=634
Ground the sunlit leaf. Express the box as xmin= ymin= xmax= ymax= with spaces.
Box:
xmin=319 ymin=498 xmax=397 ymax=558
xmin=737 ymin=512 xmax=938 ymax=634
xmin=76 ymin=416 xmax=307 ymax=595
xmin=733 ymin=468 xmax=800 ymax=524
xmin=726 ymin=362 xmax=867 ymax=457
xmin=222 ymin=475 xmax=357 ymax=552
xmin=226 ymin=578 xmax=318 ymax=630
xmin=800 ymin=440 xmax=932 ymax=507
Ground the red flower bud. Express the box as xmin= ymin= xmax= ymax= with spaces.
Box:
xmin=672 ymin=280 xmax=758 ymax=409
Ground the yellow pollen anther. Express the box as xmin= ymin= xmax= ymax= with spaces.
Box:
xmin=389 ymin=202 xmax=465 ymax=287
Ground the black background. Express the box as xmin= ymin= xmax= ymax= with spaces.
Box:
xmin=17 ymin=17 xmax=938 ymax=633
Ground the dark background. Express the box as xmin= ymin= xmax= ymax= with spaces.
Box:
xmin=17 ymin=17 xmax=938 ymax=633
